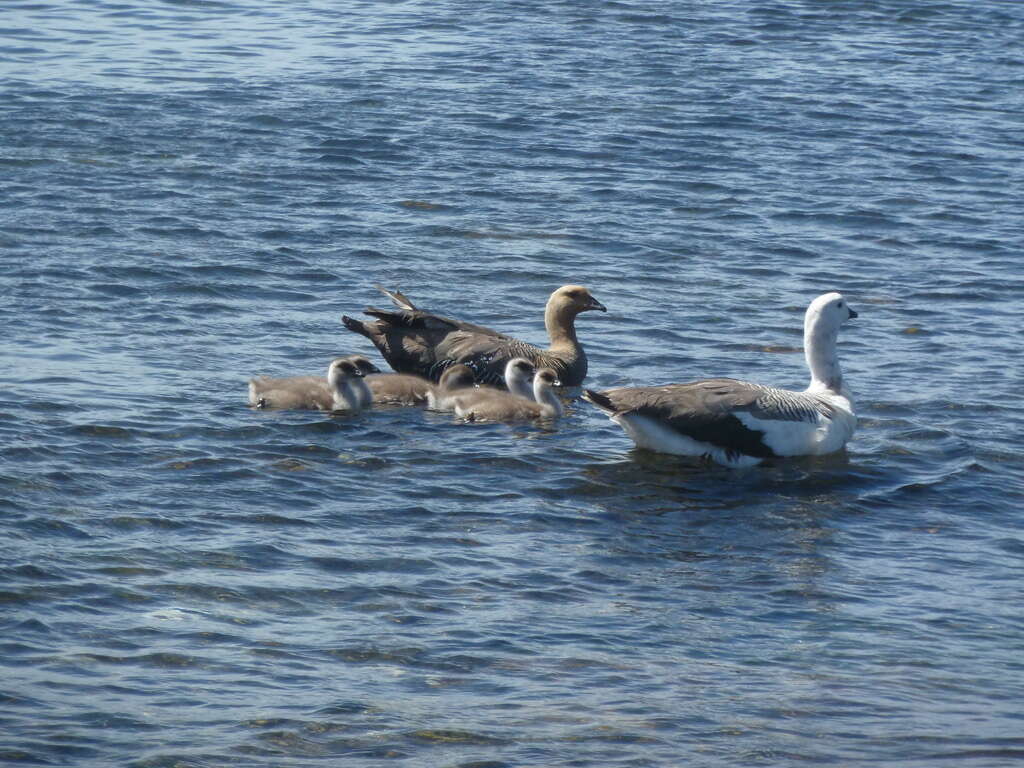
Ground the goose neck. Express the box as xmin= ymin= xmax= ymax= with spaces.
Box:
xmin=545 ymin=303 xmax=580 ymax=350
xmin=804 ymin=322 xmax=842 ymax=393
xmin=534 ymin=382 xmax=564 ymax=418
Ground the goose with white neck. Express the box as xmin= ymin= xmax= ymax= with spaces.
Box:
xmin=249 ymin=358 xmax=374 ymax=412
xmin=582 ymin=293 xmax=858 ymax=467
xmin=341 ymin=284 xmax=606 ymax=387
xmin=454 ymin=368 xmax=564 ymax=422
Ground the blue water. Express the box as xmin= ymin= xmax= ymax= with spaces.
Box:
xmin=3 ymin=1 xmax=1024 ymax=765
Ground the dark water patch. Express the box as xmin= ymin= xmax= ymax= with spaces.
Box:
xmin=309 ymin=556 xmax=438 ymax=575
xmin=396 ymin=199 xmax=453 ymax=212
xmin=1 ymin=563 xmax=68 ymax=582
xmin=427 ymin=225 xmax=573 ymax=241
xmin=15 ymin=516 xmax=94 ymax=541
xmin=102 ymin=515 xmax=190 ymax=532
xmin=69 ymin=651 xmax=208 ymax=670
xmin=408 ymin=728 xmax=509 ymax=746
xmin=158 ymin=456 xmax=261 ymax=479
xmin=233 ymin=512 xmax=318 ymax=527
xmin=66 ymin=424 xmax=137 ymax=439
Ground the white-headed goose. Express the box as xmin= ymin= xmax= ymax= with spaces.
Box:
xmin=342 ymin=284 xmax=606 ymax=387
xmin=582 ymin=293 xmax=859 ymax=467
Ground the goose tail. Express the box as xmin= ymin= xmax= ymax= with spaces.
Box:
xmin=581 ymin=389 xmax=616 ymax=414
xmin=375 ymin=285 xmax=418 ymax=312
xmin=341 ymin=315 xmax=373 ymax=338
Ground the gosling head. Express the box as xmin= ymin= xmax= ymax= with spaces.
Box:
xmin=534 ymin=367 xmax=561 ymax=388
xmin=346 ymin=354 xmax=382 ymax=376
xmin=327 ymin=358 xmax=363 ymax=387
xmin=438 ymin=364 xmax=476 ymax=392
xmin=504 ymin=357 xmax=536 ymax=397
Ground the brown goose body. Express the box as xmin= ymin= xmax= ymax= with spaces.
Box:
xmin=342 ymin=285 xmax=605 ymax=388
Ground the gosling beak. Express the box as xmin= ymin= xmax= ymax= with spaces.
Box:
xmin=586 ymin=296 xmax=607 ymax=312
xmin=848 ymin=308 xmax=858 ymax=320
xmin=367 ymin=364 xmax=382 ymax=374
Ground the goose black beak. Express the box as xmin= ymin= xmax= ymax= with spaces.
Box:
xmin=586 ymin=297 xmax=607 ymax=312
xmin=848 ymin=308 xmax=858 ymax=319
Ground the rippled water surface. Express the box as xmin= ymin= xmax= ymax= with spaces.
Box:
xmin=3 ymin=1 xmax=1024 ymax=766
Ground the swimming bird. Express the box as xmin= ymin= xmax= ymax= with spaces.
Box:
xmin=341 ymin=284 xmax=606 ymax=387
xmin=454 ymin=368 xmax=564 ymax=422
xmin=581 ymin=292 xmax=858 ymax=467
xmin=249 ymin=358 xmax=374 ymax=411
xmin=427 ymin=358 xmax=536 ymax=412
xmin=344 ymin=355 xmax=382 ymax=408
xmin=344 ymin=353 xmax=436 ymax=406
xmin=425 ymin=364 xmax=478 ymax=411
xmin=503 ymin=357 xmax=538 ymax=401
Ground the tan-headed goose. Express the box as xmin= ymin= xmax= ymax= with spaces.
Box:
xmin=582 ymin=293 xmax=858 ymax=467
xmin=249 ymin=358 xmax=374 ymax=411
xmin=425 ymin=364 xmax=478 ymax=411
xmin=454 ymin=368 xmax=564 ymax=422
xmin=342 ymin=284 xmax=606 ymax=387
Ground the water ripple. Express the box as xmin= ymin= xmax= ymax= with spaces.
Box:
xmin=2 ymin=0 xmax=1024 ymax=765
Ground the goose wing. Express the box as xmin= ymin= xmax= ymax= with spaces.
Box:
xmin=369 ymin=285 xmax=507 ymax=338
xmin=587 ymin=378 xmax=833 ymax=459
xmin=431 ymin=333 xmax=544 ymax=387
xmin=598 ymin=379 xmax=832 ymax=421
xmin=343 ymin=288 xmax=543 ymax=384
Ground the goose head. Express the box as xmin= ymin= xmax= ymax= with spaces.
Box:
xmin=346 ymin=355 xmax=382 ymax=376
xmin=803 ymin=292 xmax=857 ymax=395
xmin=533 ymin=367 xmax=564 ymax=417
xmin=504 ymin=357 xmax=536 ymax=398
xmin=806 ymin=292 xmax=858 ymax=335
xmin=549 ymin=285 xmax=607 ymax=316
xmin=533 ymin=367 xmax=561 ymax=392
xmin=327 ymin=358 xmax=364 ymax=387
xmin=438 ymin=364 xmax=476 ymax=392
